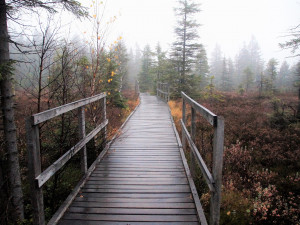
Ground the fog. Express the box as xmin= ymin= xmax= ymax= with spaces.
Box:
xmin=73 ymin=0 xmax=300 ymax=65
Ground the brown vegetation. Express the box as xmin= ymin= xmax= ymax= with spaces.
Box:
xmin=169 ymin=92 xmax=300 ymax=224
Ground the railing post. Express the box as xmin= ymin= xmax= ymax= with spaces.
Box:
xmin=157 ymin=82 xmax=159 ymax=97
xmin=102 ymin=96 xmax=107 ymax=144
xmin=190 ymin=107 xmax=196 ymax=177
xmin=26 ymin=119 xmax=45 ymax=225
xmin=78 ymin=107 xmax=87 ymax=174
xmin=210 ymin=117 xmax=224 ymax=225
xmin=182 ymin=97 xmax=186 ymax=151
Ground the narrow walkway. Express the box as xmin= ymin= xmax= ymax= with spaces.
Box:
xmin=58 ymin=94 xmax=199 ymax=225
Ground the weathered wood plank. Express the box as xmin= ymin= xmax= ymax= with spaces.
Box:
xmin=68 ymin=207 xmax=196 ymax=214
xmin=83 ymin=184 xmax=190 ymax=190
xmin=78 ymin=193 xmax=192 ymax=199
xmin=74 ymin=197 xmax=193 ymax=203
xmin=62 ymin=214 xmax=198 ymax=222
xmin=59 ymin=221 xmax=199 ymax=225
xmin=71 ymin=202 xmax=196 ymax=209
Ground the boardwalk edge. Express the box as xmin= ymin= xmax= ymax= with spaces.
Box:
xmin=166 ymin=100 xmax=208 ymax=225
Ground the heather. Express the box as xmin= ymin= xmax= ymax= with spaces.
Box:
xmin=169 ymin=92 xmax=300 ymax=224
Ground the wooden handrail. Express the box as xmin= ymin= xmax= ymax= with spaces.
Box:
xmin=181 ymin=91 xmax=224 ymax=225
xmin=32 ymin=92 xmax=106 ymax=125
xmin=181 ymin=91 xmax=217 ymax=126
xmin=26 ymin=93 xmax=107 ymax=225
xmin=156 ymin=82 xmax=169 ymax=102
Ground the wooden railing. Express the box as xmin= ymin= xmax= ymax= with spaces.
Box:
xmin=26 ymin=93 xmax=108 ymax=225
xmin=156 ymin=82 xmax=169 ymax=102
xmin=181 ymin=91 xmax=224 ymax=225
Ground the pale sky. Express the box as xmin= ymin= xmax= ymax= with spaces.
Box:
xmin=76 ymin=0 xmax=300 ymax=65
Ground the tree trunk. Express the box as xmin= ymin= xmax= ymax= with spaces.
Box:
xmin=0 ymin=0 xmax=24 ymax=221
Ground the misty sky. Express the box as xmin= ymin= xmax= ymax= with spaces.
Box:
xmin=77 ymin=0 xmax=300 ymax=65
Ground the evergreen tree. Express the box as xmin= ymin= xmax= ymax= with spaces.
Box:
xmin=152 ymin=43 xmax=172 ymax=91
xmin=227 ymin=57 xmax=235 ymax=89
xmin=138 ymin=45 xmax=153 ymax=92
xmin=171 ymin=0 xmax=201 ymax=96
xmin=278 ymin=61 xmax=291 ymax=90
xmin=195 ymin=44 xmax=209 ymax=91
xmin=243 ymin=66 xmax=254 ymax=92
xmin=248 ymin=36 xmax=263 ymax=81
xmin=220 ymin=57 xmax=229 ymax=91
xmin=265 ymin=58 xmax=278 ymax=93
xmin=235 ymin=44 xmax=250 ymax=86
xmin=235 ymin=38 xmax=263 ymax=89
xmin=209 ymin=44 xmax=223 ymax=88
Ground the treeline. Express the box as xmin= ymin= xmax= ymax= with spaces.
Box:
xmin=136 ymin=37 xmax=299 ymax=99
xmin=134 ymin=0 xmax=299 ymax=99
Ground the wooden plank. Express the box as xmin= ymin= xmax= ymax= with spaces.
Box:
xmin=83 ymin=184 xmax=190 ymax=190
xmin=36 ymin=119 xmax=108 ymax=188
xmin=71 ymin=202 xmax=196 ymax=209
xmin=62 ymin=214 xmax=198 ymax=222
xmin=78 ymin=193 xmax=192 ymax=199
xmin=181 ymin=91 xmax=217 ymax=126
xmin=74 ymin=197 xmax=193 ymax=203
xmin=67 ymin=207 xmax=196 ymax=215
xmin=89 ymin=174 xmax=186 ymax=178
xmin=59 ymin=221 xmax=199 ymax=225
xmin=64 ymin=213 xmax=198 ymax=222
xmin=80 ymin=188 xmax=191 ymax=193
xmin=86 ymin=178 xmax=188 ymax=183
xmin=92 ymin=168 xmax=184 ymax=172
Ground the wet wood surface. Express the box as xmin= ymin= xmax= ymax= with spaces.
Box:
xmin=58 ymin=94 xmax=199 ymax=225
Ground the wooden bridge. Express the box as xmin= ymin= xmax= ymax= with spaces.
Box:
xmin=26 ymin=83 xmax=224 ymax=225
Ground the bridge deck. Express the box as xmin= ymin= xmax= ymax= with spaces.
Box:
xmin=58 ymin=94 xmax=200 ymax=225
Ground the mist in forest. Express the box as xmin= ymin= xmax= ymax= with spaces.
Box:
xmin=1 ymin=0 xmax=300 ymax=224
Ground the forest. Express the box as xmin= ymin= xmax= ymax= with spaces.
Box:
xmin=0 ymin=0 xmax=299 ymax=224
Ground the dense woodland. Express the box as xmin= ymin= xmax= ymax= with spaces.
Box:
xmin=0 ymin=0 xmax=299 ymax=224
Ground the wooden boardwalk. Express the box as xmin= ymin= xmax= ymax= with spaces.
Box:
xmin=58 ymin=93 xmax=200 ymax=225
